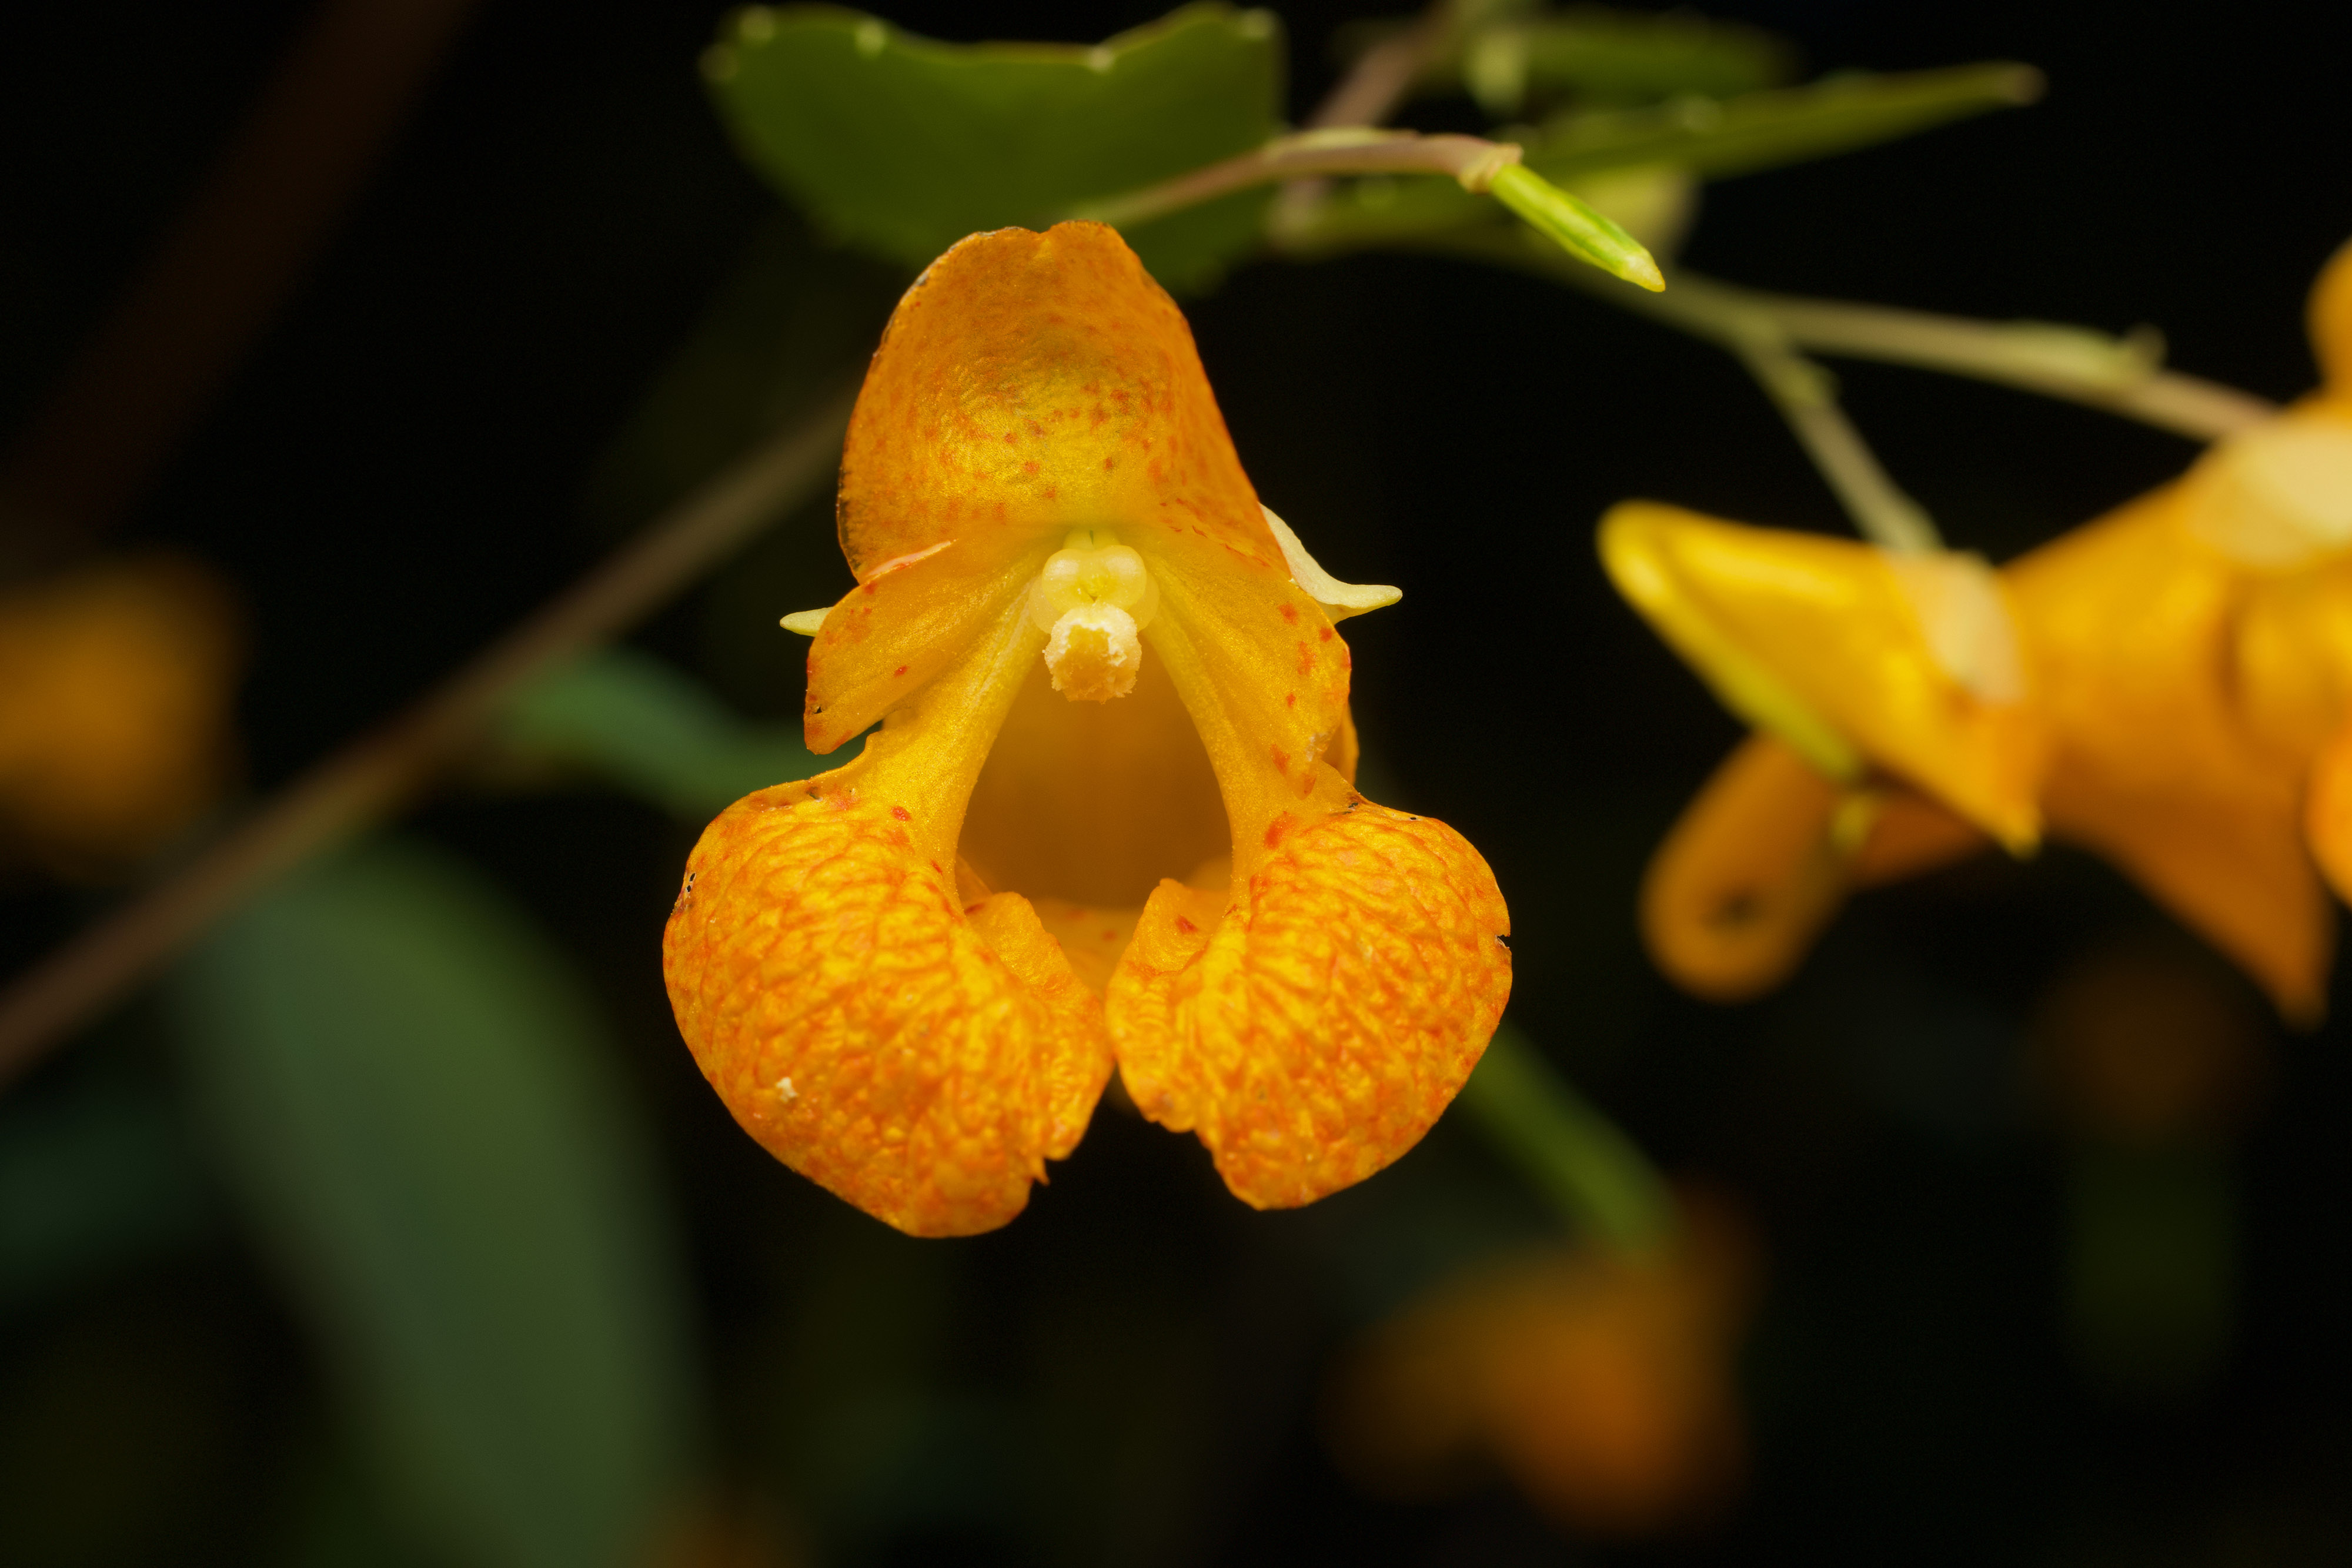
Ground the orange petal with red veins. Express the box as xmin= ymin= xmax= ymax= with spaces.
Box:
xmin=664 ymin=784 xmax=1111 ymax=1237
xmin=1108 ymin=800 xmax=1511 ymax=1209
xmin=802 ymin=541 xmax=1038 ymax=754
xmin=838 ymin=222 xmax=1279 ymax=580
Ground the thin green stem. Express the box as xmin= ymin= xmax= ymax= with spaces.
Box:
xmin=1074 ymin=131 xmax=1662 ymax=291
xmin=1269 ymin=0 xmax=1465 ymax=235
xmin=1073 ymin=128 xmax=1522 ymax=230
xmin=1405 ymin=225 xmax=1935 ymax=545
xmin=1727 ymin=329 xmax=1943 ymax=551
xmin=1455 ymin=1023 xmax=1677 ymax=1251
xmin=1304 ymin=0 xmax=1464 ymax=130
xmin=1742 ymin=285 xmax=2276 ymax=438
xmin=1381 ymin=223 xmax=2274 ymax=443
xmin=0 ymin=386 xmax=857 ymax=1084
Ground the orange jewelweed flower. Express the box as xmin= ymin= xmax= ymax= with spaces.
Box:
xmin=1325 ymin=1203 xmax=1753 ymax=1537
xmin=0 ymin=554 xmax=239 ymax=874
xmin=1602 ymin=237 xmax=2352 ymax=1021
xmin=663 ymin=223 xmax=1511 ymax=1237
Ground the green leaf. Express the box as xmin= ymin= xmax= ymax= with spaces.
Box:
xmin=0 ymin=1074 xmax=211 ymax=1314
xmin=170 ymin=840 xmax=698 ymax=1568
xmin=704 ymin=3 xmax=1284 ymax=292
xmin=1282 ymin=62 xmax=2039 ymax=257
xmin=497 ymin=647 xmax=820 ymax=819
xmin=1453 ymin=1022 xmax=1673 ymax=1250
xmin=580 ymin=213 xmax=903 ymax=537
xmin=1458 ymin=6 xmax=1795 ymax=117
xmin=1532 ymin=62 xmax=2043 ymax=184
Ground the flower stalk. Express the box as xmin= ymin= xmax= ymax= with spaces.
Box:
xmin=1071 ymin=129 xmax=1665 ymax=292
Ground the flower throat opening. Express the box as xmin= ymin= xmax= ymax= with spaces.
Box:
xmin=960 ymin=533 xmax=1228 ymax=915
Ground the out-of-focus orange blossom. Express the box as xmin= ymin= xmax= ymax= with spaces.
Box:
xmin=662 ymin=224 xmax=1511 ymax=1238
xmin=1602 ymin=236 xmax=2352 ymax=1021
xmin=647 ymin=1490 xmax=803 ymax=1568
xmin=2032 ymin=939 xmax=2266 ymax=1146
xmin=1324 ymin=1198 xmax=1755 ymax=1537
xmin=0 ymin=554 xmax=239 ymax=875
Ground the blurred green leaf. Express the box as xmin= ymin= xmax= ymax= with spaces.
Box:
xmin=705 ymin=2 xmax=1283 ymax=291
xmin=2066 ymin=1144 xmax=2236 ymax=1402
xmin=170 ymin=839 xmax=698 ymax=1568
xmin=1285 ymin=63 xmax=2038 ymax=257
xmin=499 ymin=647 xmax=820 ymax=818
xmin=1534 ymin=61 xmax=2043 ymax=183
xmin=1454 ymin=1022 xmax=1673 ymax=1250
xmin=0 ymin=1074 xmax=211 ymax=1314
xmin=1458 ymin=6 xmax=1795 ymax=117
xmin=582 ymin=213 xmax=902 ymax=538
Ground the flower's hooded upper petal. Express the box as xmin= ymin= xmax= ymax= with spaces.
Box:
xmin=1599 ymin=501 xmax=2044 ymax=852
xmin=836 ymin=220 xmax=1281 ymax=579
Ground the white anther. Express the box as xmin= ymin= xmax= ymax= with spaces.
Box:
xmin=1027 ymin=530 xmax=1157 ymax=701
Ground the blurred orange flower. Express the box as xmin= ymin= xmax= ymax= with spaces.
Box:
xmin=0 ymin=554 xmax=239 ymax=875
xmin=1325 ymin=1203 xmax=1754 ymax=1537
xmin=2032 ymin=939 xmax=2266 ymax=1147
xmin=1602 ymin=236 xmax=2352 ymax=1020
xmin=663 ymin=223 xmax=1511 ymax=1238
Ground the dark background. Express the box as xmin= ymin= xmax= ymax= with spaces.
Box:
xmin=5 ymin=1 xmax=2352 ymax=1563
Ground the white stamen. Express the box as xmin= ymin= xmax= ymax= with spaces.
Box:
xmin=1028 ymin=529 xmax=1158 ymax=701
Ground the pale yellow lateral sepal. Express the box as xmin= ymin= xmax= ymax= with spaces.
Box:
xmin=1260 ymin=504 xmax=1401 ymax=621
